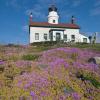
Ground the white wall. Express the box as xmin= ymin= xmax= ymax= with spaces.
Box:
xmin=79 ymin=34 xmax=89 ymax=43
xmin=48 ymin=11 xmax=59 ymax=24
xmin=30 ymin=26 xmax=89 ymax=43
xmin=64 ymin=29 xmax=80 ymax=42
xmin=30 ymin=27 xmax=50 ymax=43
xmin=30 ymin=27 xmax=64 ymax=43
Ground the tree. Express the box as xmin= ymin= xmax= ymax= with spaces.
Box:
xmin=88 ymin=36 xmax=92 ymax=44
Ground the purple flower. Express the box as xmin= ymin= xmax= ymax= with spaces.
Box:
xmin=59 ymin=96 xmax=63 ymax=100
xmin=30 ymin=91 xmax=35 ymax=97
xmin=24 ymin=84 xmax=30 ymax=89
xmin=15 ymin=60 xmax=31 ymax=68
xmin=40 ymin=92 xmax=47 ymax=96
xmin=17 ymin=81 xmax=22 ymax=87
xmin=24 ymin=81 xmax=33 ymax=89
xmin=64 ymin=63 xmax=69 ymax=68
xmin=72 ymin=93 xmax=80 ymax=100
xmin=0 ymin=60 xmax=5 ymax=65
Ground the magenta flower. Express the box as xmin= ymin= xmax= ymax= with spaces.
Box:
xmin=30 ymin=91 xmax=35 ymax=97
xmin=72 ymin=93 xmax=81 ymax=100
xmin=15 ymin=60 xmax=31 ymax=68
xmin=40 ymin=92 xmax=47 ymax=97
xmin=0 ymin=60 xmax=5 ymax=65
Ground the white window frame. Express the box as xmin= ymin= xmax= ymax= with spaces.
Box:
xmin=35 ymin=33 xmax=39 ymax=40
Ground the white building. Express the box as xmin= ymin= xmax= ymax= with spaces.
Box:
xmin=29 ymin=5 xmax=89 ymax=43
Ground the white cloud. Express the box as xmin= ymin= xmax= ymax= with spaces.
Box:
xmin=25 ymin=0 xmax=70 ymax=21
xmin=6 ymin=0 xmax=20 ymax=8
xmin=90 ymin=0 xmax=100 ymax=16
xmin=90 ymin=7 xmax=100 ymax=16
xmin=71 ymin=0 xmax=88 ymax=8
xmin=60 ymin=10 xmax=75 ymax=22
xmin=25 ymin=3 xmax=47 ymax=21
xmin=71 ymin=0 xmax=82 ymax=7
xmin=5 ymin=0 xmax=29 ymax=9
xmin=94 ymin=0 xmax=100 ymax=7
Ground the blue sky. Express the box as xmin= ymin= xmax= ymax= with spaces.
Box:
xmin=0 ymin=0 xmax=100 ymax=44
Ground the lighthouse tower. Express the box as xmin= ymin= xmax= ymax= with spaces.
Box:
xmin=48 ymin=5 xmax=59 ymax=24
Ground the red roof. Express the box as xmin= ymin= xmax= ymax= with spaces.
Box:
xmin=29 ymin=22 xmax=80 ymax=29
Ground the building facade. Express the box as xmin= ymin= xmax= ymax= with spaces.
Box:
xmin=29 ymin=5 xmax=89 ymax=43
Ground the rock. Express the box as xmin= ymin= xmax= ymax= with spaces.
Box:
xmin=88 ymin=57 xmax=100 ymax=65
xmin=94 ymin=57 xmax=100 ymax=64
xmin=88 ymin=58 xmax=96 ymax=64
xmin=38 ymin=64 xmax=48 ymax=69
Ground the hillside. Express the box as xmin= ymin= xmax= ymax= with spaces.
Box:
xmin=0 ymin=44 xmax=100 ymax=100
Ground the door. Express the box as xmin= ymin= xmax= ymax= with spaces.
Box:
xmin=56 ymin=33 xmax=61 ymax=41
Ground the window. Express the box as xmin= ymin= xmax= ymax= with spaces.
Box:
xmin=71 ymin=35 xmax=75 ymax=42
xmin=64 ymin=34 xmax=67 ymax=41
xmin=53 ymin=20 xmax=55 ymax=23
xmin=44 ymin=34 xmax=47 ymax=40
xmin=35 ymin=33 xmax=39 ymax=40
xmin=71 ymin=35 xmax=75 ymax=39
xmin=83 ymin=38 xmax=87 ymax=43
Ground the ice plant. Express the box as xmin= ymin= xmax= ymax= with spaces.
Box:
xmin=0 ymin=46 xmax=100 ymax=99
xmin=72 ymin=92 xmax=81 ymax=100
xmin=0 ymin=60 xmax=5 ymax=65
xmin=30 ymin=91 xmax=35 ymax=97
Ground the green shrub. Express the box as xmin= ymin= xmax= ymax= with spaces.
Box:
xmin=22 ymin=54 xmax=39 ymax=61
xmin=76 ymin=70 xmax=100 ymax=88
xmin=5 ymin=44 xmax=20 ymax=47
xmin=84 ymin=76 xmax=100 ymax=88
xmin=76 ymin=72 xmax=100 ymax=88
xmin=31 ymin=41 xmax=57 ymax=46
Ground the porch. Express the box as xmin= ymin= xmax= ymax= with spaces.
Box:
xmin=49 ymin=29 xmax=65 ymax=42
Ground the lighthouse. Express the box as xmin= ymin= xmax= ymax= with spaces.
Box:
xmin=48 ymin=5 xmax=59 ymax=24
xmin=29 ymin=3 xmax=89 ymax=44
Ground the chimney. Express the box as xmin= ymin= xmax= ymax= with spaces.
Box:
xmin=71 ymin=16 xmax=75 ymax=24
xmin=30 ymin=12 xmax=33 ymax=22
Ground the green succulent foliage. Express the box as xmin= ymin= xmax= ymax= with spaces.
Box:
xmin=22 ymin=54 xmax=39 ymax=61
xmin=84 ymin=76 xmax=100 ymax=88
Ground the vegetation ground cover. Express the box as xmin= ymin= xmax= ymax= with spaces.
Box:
xmin=0 ymin=43 xmax=100 ymax=100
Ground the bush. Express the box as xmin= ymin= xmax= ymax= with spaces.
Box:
xmin=76 ymin=72 xmax=100 ymax=88
xmin=84 ymin=76 xmax=100 ymax=88
xmin=5 ymin=44 xmax=20 ymax=47
xmin=22 ymin=54 xmax=39 ymax=61
xmin=31 ymin=41 xmax=57 ymax=46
